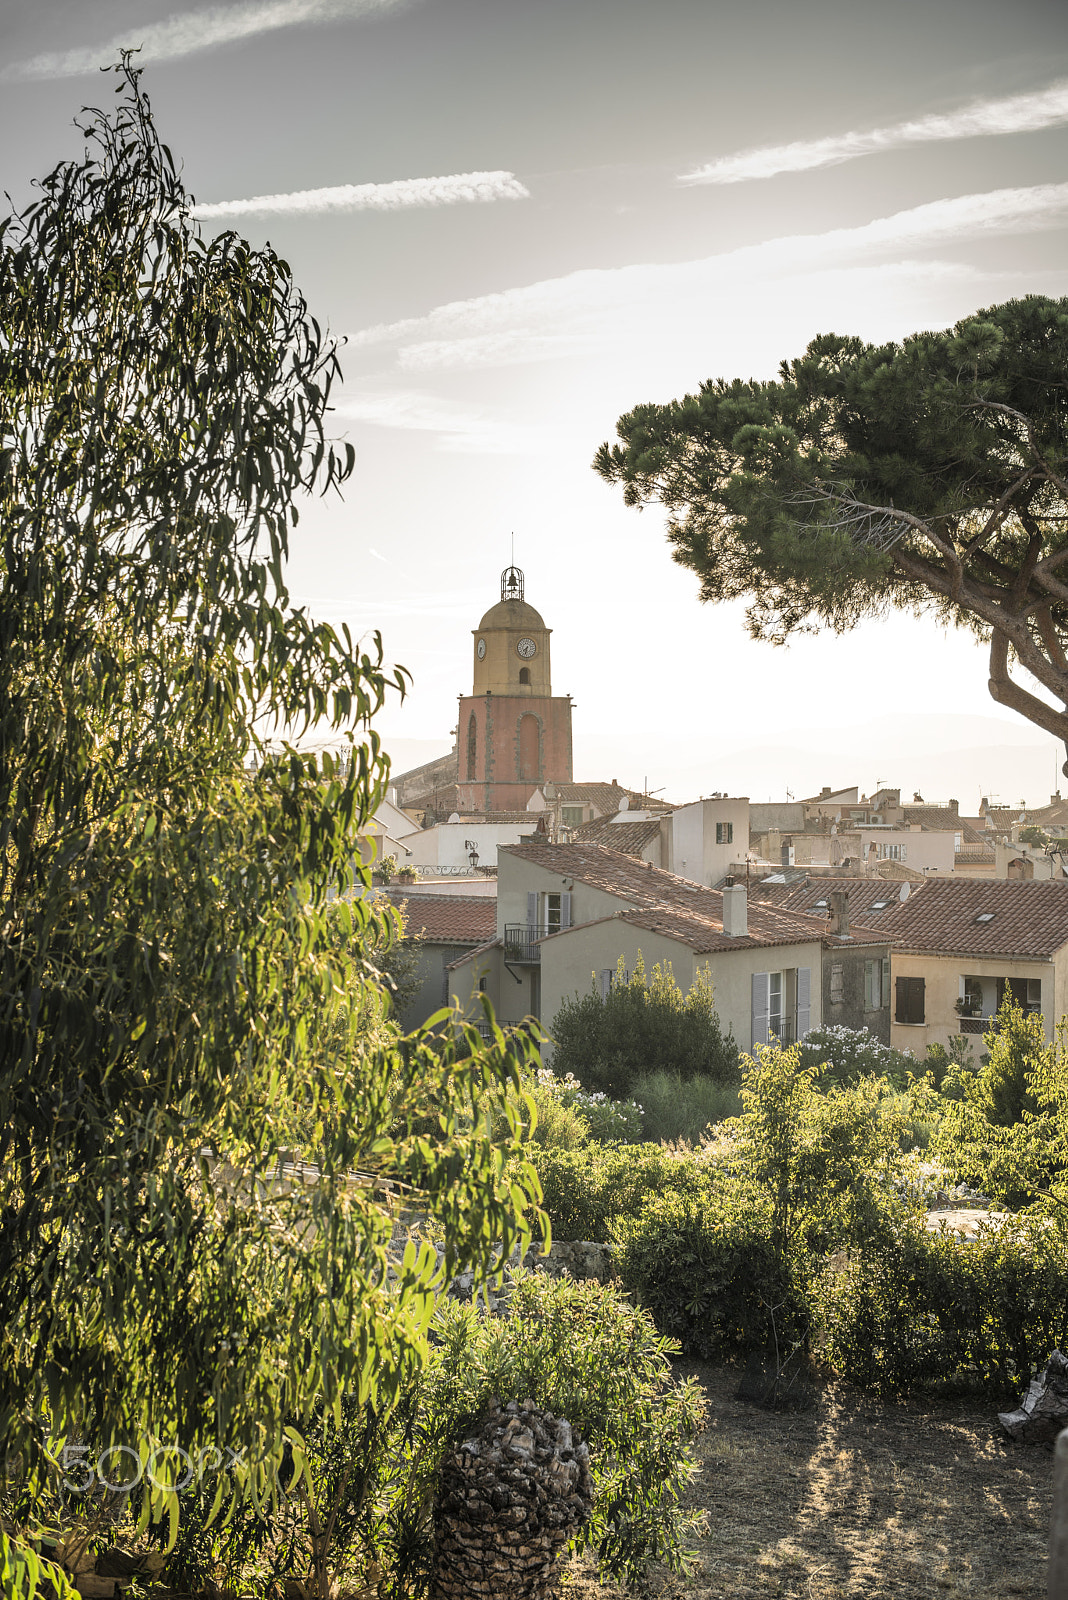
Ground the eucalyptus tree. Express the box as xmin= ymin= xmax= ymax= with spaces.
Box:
xmin=595 ymin=298 xmax=1068 ymax=757
xmin=0 ymin=61 xmax=541 ymax=1591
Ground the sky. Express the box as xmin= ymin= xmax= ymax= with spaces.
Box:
xmin=3 ymin=0 xmax=1068 ymax=808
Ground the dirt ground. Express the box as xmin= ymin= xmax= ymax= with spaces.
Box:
xmin=565 ymin=1360 xmax=1056 ymax=1600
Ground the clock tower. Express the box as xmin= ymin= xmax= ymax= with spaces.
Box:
xmin=457 ymin=566 xmax=573 ymax=813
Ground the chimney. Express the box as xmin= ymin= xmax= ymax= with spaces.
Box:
xmin=948 ymin=798 xmax=959 ymax=815
xmin=722 ymin=882 xmax=748 ymax=938
xmin=828 ymin=889 xmax=850 ymax=938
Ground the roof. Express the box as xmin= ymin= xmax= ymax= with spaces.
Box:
xmin=502 ymin=843 xmax=887 ymax=953
xmin=449 ymin=811 xmax=543 ymax=825
xmin=570 ymin=813 xmax=664 ymax=855
xmin=550 ymin=783 xmax=671 ymax=812
xmin=381 ymin=892 xmax=496 ymax=946
xmin=899 ymin=806 xmax=988 ymax=845
xmin=750 ymin=875 xmax=922 ymax=922
xmin=477 ymin=597 xmax=546 ymax=632
xmin=876 ymin=878 xmax=1068 ymax=958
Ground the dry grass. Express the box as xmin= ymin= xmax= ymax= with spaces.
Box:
xmin=564 ymin=1359 xmax=1054 ymax=1599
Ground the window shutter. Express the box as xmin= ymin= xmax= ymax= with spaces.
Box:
xmin=751 ymin=972 xmax=769 ymax=1050
xmin=526 ymin=892 xmax=537 ymax=931
xmin=895 ymin=976 xmax=907 ymax=1023
xmin=914 ymin=976 xmax=925 ymax=1023
xmin=796 ymin=966 xmax=811 ymax=1038
xmin=599 ymin=968 xmax=612 ymax=1000
xmin=560 ymin=891 xmax=572 ymax=930
xmin=881 ymin=958 xmax=890 ymax=1008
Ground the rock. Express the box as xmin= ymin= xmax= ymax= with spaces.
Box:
xmin=430 ymin=1399 xmax=594 ymax=1600
xmin=999 ymin=1350 xmax=1068 ymax=1441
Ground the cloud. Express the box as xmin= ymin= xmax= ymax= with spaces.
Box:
xmin=682 ymin=77 xmax=1068 ymax=185
xmin=193 ymin=170 xmax=529 ymax=219
xmin=348 ymin=182 xmax=1068 ymax=370
xmin=1 ymin=0 xmax=407 ymax=81
xmin=332 ymin=389 xmax=544 ymax=454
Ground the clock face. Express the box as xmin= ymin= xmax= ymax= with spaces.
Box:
xmin=516 ymin=637 xmax=537 ymax=659
xmin=477 ymin=637 xmax=486 ymax=659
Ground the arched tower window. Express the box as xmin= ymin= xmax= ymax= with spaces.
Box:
xmin=519 ymin=666 xmax=530 ymax=685
xmin=518 ymin=714 xmax=540 ymax=782
xmin=466 ymin=711 xmax=478 ymax=780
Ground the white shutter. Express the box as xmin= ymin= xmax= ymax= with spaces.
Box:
xmin=599 ymin=968 xmax=612 ymax=1000
xmin=881 ymin=958 xmax=890 ymax=1008
xmin=526 ymin=892 xmax=538 ymax=931
xmin=751 ymin=972 xmax=769 ymax=1050
xmin=560 ymin=891 xmax=572 ymax=930
xmin=796 ymin=967 xmax=811 ymax=1039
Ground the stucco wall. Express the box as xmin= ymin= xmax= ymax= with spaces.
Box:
xmin=404 ymin=820 xmax=540 ymax=869
xmin=889 ymin=951 xmax=1057 ymax=1056
xmin=495 ymin=849 xmax=637 ymax=939
xmin=666 ymin=798 xmax=750 ymax=886
xmin=537 ymin=919 xmax=823 ymax=1060
xmin=822 ymin=945 xmax=892 ymax=1042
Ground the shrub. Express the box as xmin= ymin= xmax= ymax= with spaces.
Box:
xmin=533 ymin=1142 xmax=714 ymax=1242
xmin=818 ymin=1214 xmax=1068 ymax=1395
xmin=730 ymin=1042 xmax=914 ymax=1259
xmin=610 ymin=1187 xmax=801 ymax=1359
xmin=934 ymin=1003 xmax=1068 ymax=1210
xmin=531 ymin=1068 xmax=643 ymax=1144
xmin=549 ymin=956 xmax=739 ymax=1095
xmin=162 ymin=1273 xmax=708 ymax=1596
xmin=796 ymin=1024 xmax=916 ymax=1089
xmin=630 ymin=1070 xmax=741 ymax=1142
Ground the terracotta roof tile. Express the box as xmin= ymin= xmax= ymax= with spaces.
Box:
xmin=750 ymin=875 xmax=922 ymax=921
xmin=382 ymin=892 xmax=496 ymax=946
xmin=503 ymin=843 xmax=886 ymax=953
xmin=875 ymin=878 xmax=1068 ymax=957
xmin=570 ymin=814 xmax=664 ymax=855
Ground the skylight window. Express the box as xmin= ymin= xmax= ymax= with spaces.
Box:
xmin=870 ymin=900 xmax=889 ymax=910
xmin=975 ymin=912 xmax=996 ymax=923
xmin=813 ymin=899 xmax=828 ymax=908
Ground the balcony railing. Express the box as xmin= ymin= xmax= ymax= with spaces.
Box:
xmin=769 ymin=1018 xmax=796 ymax=1046
xmin=503 ymin=924 xmax=548 ymax=963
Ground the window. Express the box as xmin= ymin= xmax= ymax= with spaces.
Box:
xmin=895 ymin=976 xmax=925 ymax=1025
xmin=830 ymin=963 xmax=844 ymax=1003
xmin=975 ymin=912 xmax=995 ymax=924
xmin=561 ymin=806 xmax=584 ymax=827
xmin=864 ymin=958 xmax=890 ymax=1009
xmin=996 ymin=975 xmax=1042 ymax=1014
xmin=519 ymin=666 xmax=531 ymax=685
xmin=752 ymin=968 xmax=811 ymax=1047
xmin=878 ymin=842 xmax=907 ymax=861
xmin=716 ymin=821 xmax=734 ymax=844
xmin=518 ymin=713 xmax=540 ymax=781
xmin=466 ymin=711 xmax=478 ymax=781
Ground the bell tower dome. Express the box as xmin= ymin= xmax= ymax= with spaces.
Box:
xmin=472 ymin=566 xmax=551 ymax=697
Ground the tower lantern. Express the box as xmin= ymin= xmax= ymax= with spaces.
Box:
xmin=501 ymin=565 xmax=524 ymax=603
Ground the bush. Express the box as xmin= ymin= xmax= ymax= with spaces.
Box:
xmin=630 ymin=1070 xmax=741 ymax=1142
xmin=610 ymin=1187 xmax=801 ymax=1359
xmin=730 ymin=1043 xmax=914 ymax=1259
xmin=530 ymin=1068 xmax=643 ymax=1144
xmin=796 ymin=1024 xmax=916 ymax=1089
xmin=934 ymin=1001 xmax=1068 ymax=1210
xmin=818 ymin=1214 xmax=1068 ymax=1395
xmin=162 ymin=1273 xmax=708 ymax=1596
xmin=533 ymin=1142 xmax=715 ymax=1242
xmin=549 ymin=956 xmax=739 ymax=1095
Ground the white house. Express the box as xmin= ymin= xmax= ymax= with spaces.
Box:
xmin=447 ymin=842 xmax=882 ymax=1057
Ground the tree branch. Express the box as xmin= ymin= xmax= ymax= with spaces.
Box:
xmin=988 ymin=631 xmax=1068 ymax=745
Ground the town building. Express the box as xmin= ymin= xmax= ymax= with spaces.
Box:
xmin=447 ymin=842 xmax=889 ymax=1057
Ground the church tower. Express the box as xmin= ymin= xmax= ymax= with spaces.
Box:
xmin=456 ymin=566 xmax=573 ymax=813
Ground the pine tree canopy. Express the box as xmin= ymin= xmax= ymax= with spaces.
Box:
xmin=594 ymin=297 xmax=1068 ymax=754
